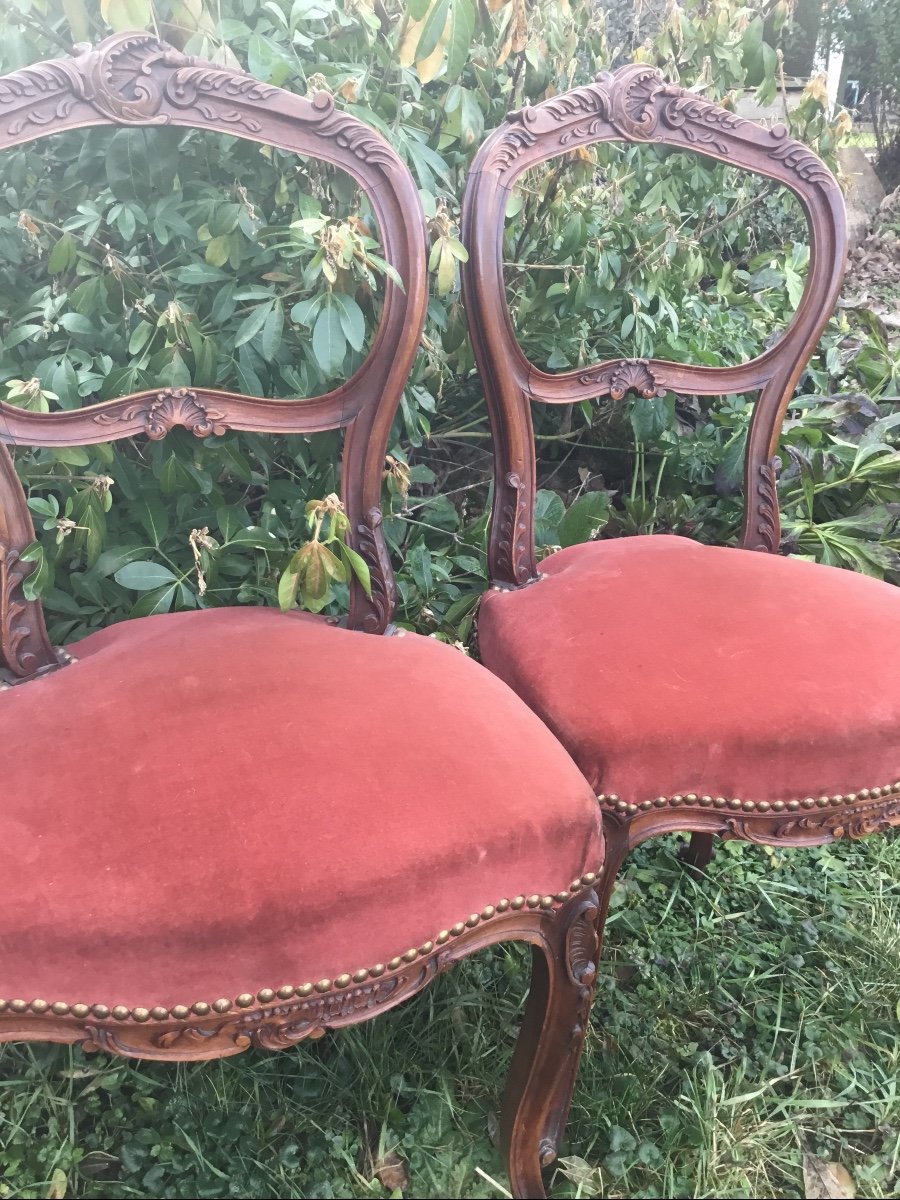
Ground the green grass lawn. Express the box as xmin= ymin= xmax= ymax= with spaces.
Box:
xmin=2 ymin=833 xmax=899 ymax=1199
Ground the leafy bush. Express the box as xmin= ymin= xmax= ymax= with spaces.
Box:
xmin=0 ymin=0 xmax=896 ymax=650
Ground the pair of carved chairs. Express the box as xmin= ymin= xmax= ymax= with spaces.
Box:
xmin=1 ymin=32 xmax=898 ymax=1200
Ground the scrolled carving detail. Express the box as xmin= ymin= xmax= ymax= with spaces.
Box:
xmin=565 ymin=897 xmax=599 ymax=988
xmin=485 ymin=60 xmax=837 ymax=200
xmin=496 ymin=471 xmax=534 ymax=585
xmin=563 ymin=892 xmax=600 ymax=1069
xmin=0 ymin=544 xmax=33 ymax=678
xmin=724 ymin=796 xmax=900 ymax=845
xmin=356 ymin=507 xmax=396 ymax=634
xmin=660 ymin=91 xmax=746 ymax=156
xmin=602 ymin=64 xmax=665 ymax=140
xmin=0 ymin=33 xmax=279 ymax=139
xmin=92 ymin=388 xmax=229 ymax=440
xmin=768 ymin=128 xmax=835 ymax=184
xmin=749 ymin=456 xmax=780 ymax=553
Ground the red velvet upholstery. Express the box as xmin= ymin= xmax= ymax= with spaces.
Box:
xmin=479 ymin=536 xmax=900 ymax=801
xmin=1 ymin=608 xmax=603 ymax=1009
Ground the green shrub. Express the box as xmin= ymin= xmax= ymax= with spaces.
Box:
xmin=0 ymin=0 xmax=896 ymax=646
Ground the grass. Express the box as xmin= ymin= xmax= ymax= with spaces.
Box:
xmin=2 ymin=833 xmax=899 ymax=1199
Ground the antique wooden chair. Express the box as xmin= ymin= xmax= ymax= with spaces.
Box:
xmin=461 ymin=65 xmax=900 ymax=944
xmin=0 ymin=36 xmax=606 ymax=1199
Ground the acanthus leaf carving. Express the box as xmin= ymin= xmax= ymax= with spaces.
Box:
xmin=565 ymin=895 xmax=599 ymax=988
xmin=356 ymin=506 xmax=396 ymax=634
xmin=0 ymin=33 xmax=279 ymax=140
xmin=660 ymin=92 xmax=746 ymax=156
xmin=484 ymin=60 xmax=835 ymax=201
xmin=748 ymin=455 xmax=780 ymax=553
xmin=768 ymin=127 xmax=835 ymax=184
xmin=0 ymin=544 xmax=33 ymax=678
xmin=92 ymin=388 xmax=229 ymax=440
xmin=496 ymin=470 xmax=534 ymax=586
xmin=722 ymin=797 xmax=900 ymax=845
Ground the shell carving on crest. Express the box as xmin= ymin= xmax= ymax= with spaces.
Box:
xmin=0 ymin=34 xmax=402 ymax=169
xmin=92 ymin=388 xmax=229 ymax=440
xmin=0 ymin=32 xmax=278 ymax=138
xmin=608 ymin=359 xmax=666 ymax=401
xmin=485 ymin=60 xmax=833 ymax=195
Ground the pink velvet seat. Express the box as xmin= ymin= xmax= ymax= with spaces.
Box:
xmin=1 ymin=607 xmax=603 ymax=1013
xmin=0 ymin=38 xmax=606 ymax=1198
xmin=460 ymin=62 xmax=900 ymax=962
xmin=479 ymin=536 xmax=900 ymax=805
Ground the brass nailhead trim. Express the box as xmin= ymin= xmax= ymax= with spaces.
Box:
xmin=597 ymin=779 xmax=900 ymax=819
xmin=1 ymin=871 xmax=605 ymax=1023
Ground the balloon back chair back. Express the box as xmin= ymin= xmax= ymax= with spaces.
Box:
xmin=0 ymin=37 xmax=605 ymax=1200
xmin=462 ymin=67 xmax=900 ymax=944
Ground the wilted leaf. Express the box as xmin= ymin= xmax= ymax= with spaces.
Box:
xmin=803 ymin=1155 xmax=855 ymax=1200
xmin=45 ymin=1169 xmax=68 ymax=1200
xmin=374 ymin=1150 xmax=409 ymax=1191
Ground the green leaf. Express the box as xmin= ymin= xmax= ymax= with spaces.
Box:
xmin=340 ymin=543 xmax=372 ymax=596
xmin=416 ymin=0 xmax=450 ymax=63
xmin=47 ymin=233 xmax=77 ymax=274
xmin=205 ymin=235 xmax=231 ymax=268
xmin=261 ymin=299 xmax=284 ymax=362
xmin=534 ymin=489 xmax=565 ymax=547
xmin=278 ymin=566 xmax=300 ymax=611
xmin=320 ymin=544 xmax=347 ymax=582
xmin=51 ymin=446 xmax=90 ymax=467
xmin=312 ymin=303 xmax=346 ymax=376
xmin=19 ymin=542 xmax=52 ymax=600
xmin=100 ymin=0 xmax=151 ymax=32
xmin=445 ymin=0 xmax=475 ymax=83
xmin=408 ymin=0 xmax=431 ymax=18
xmin=129 ymin=583 xmax=177 ymax=618
xmin=134 ymin=496 xmax=168 ymax=546
xmin=229 ymin=527 xmax=280 ymax=551
xmin=630 ymin=395 xmax=673 ymax=443
xmin=332 ymin=293 xmax=366 ymax=352
xmin=114 ymin=561 xmax=179 ymax=591
xmin=559 ymin=492 xmax=611 ymax=548
xmin=234 ymin=300 xmax=275 ymax=348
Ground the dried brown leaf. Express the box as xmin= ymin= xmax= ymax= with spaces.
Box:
xmin=375 ymin=1150 xmax=409 ymax=1191
xmin=803 ymin=1154 xmax=855 ymax=1200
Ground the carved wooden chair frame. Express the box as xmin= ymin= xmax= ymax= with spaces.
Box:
xmin=0 ymin=36 xmax=605 ymax=1200
xmin=462 ymin=67 xmax=900 ymax=924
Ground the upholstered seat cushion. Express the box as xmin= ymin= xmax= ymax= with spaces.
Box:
xmin=478 ymin=536 xmax=900 ymax=802
xmin=1 ymin=608 xmax=603 ymax=1012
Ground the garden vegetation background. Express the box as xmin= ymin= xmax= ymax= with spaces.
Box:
xmin=0 ymin=0 xmax=898 ymax=1196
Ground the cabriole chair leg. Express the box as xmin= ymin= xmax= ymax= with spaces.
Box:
xmin=501 ymin=891 xmax=599 ymax=1200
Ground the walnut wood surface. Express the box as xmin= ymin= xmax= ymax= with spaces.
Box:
xmin=461 ymin=63 xmax=848 ymax=584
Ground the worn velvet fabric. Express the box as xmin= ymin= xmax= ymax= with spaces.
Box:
xmin=479 ymin=536 xmax=900 ymax=800
xmin=1 ymin=608 xmax=603 ymax=1009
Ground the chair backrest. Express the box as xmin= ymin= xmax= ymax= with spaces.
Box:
xmin=460 ymin=64 xmax=847 ymax=586
xmin=0 ymin=33 xmax=426 ymax=680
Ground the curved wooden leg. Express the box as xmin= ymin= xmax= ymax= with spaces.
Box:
xmin=593 ymin=821 xmax=630 ymax=959
xmin=502 ymin=891 xmax=599 ymax=1200
xmin=679 ymin=830 xmax=716 ymax=873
